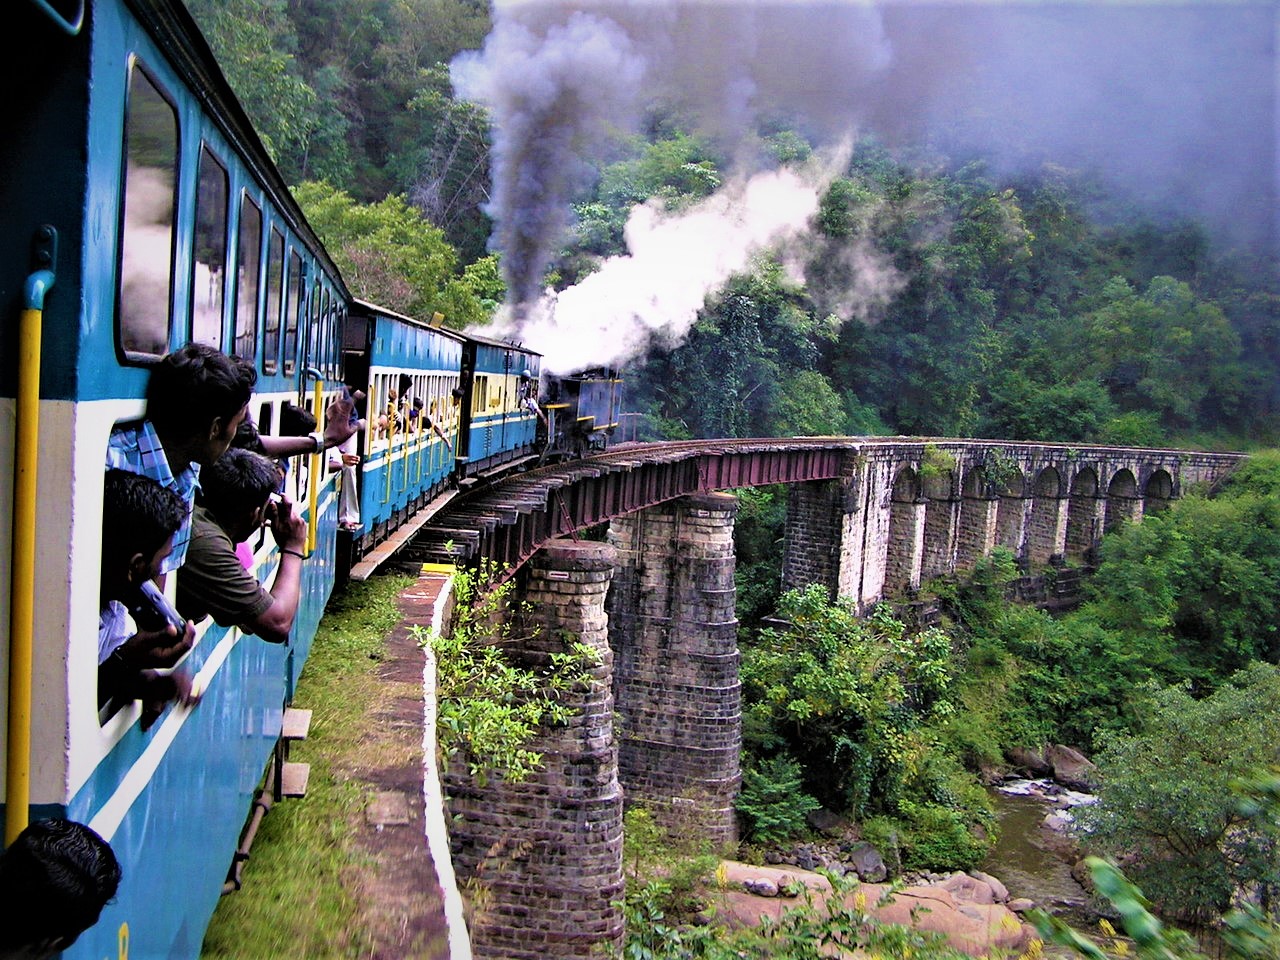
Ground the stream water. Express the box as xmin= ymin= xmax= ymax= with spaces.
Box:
xmin=979 ymin=782 xmax=1092 ymax=916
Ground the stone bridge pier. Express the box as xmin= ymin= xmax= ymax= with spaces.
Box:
xmin=606 ymin=492 xmax=742 ymax=845
xmin=444 ymin=541 xmax=625 ymax=960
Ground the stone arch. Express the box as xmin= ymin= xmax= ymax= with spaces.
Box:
xmin=1027 ymin=466 xmax=1066 ymax=566
xmin=1144 ymin=469 xmax=1174 ymax=514
xmin=1065 ymin=467 xmax=1102 ymax=559
xmin=956 ymin=468 xmax=998 ymax=569
xmin=1104 ymin=468 xmax=1141 ymax=532
xmin=994 ymin=470 xmax=1029 ymax=558
xmin=921 ymin=468 xmax=959 ymax=580
xmin=884 ymin=467 xmax=924 ymax=595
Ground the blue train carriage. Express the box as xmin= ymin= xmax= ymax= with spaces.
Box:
xmin=3 ymin=1 xmax=347 ymax=957
xmin=342 ymin=300 xmax=463 ymax=553
xmin=455 ymin=331 xmax=543 ymax=482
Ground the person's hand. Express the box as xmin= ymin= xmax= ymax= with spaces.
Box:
xmin=341 ymin=453 xmax=360 ymax=467
xmin=119 ymin=620 xmax=195 ymax=669
xmin=323 ymin=392 xmax=357 ymax=448
xmin=136 ymin=669 xmax=198 ymax=731
xmin=266 ymin=495 xmax=307 ymax=553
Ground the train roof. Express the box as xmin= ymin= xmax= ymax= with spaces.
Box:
xmin=351 ymin=298 xmax=467 ymax=341
xmin=123 ymin=0 xmax=350 ymax=300
xmin=454 ymin=327 xmax=543 ymax=356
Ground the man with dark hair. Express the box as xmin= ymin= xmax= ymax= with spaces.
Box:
xmin=176 ymin=448 xmax=308 ymax=646
xmin=106 ymin=343 xmax=256 ymax=575
xmin=98 ymin=471 xmax=197 ymax=723
xmin=0 ymin=818 xmax=121 ymax=960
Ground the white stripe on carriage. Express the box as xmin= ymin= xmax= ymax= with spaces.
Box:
xmin=88 ymin=627 xmax=243 ymax=841
xmin=87 ymin=486 xmax=338 ymax=840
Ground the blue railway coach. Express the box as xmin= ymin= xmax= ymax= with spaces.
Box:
xmin=455 ymin=332 xmax=543 ymax=480
xmin=2 ymin=1 xmax=350 ymax=956
xmin=343 ymin=301 xmax=463 ymax=550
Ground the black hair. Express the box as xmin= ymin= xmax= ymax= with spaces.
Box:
xmin=198 ymin=447 xmax=280 ymax=522
xmin=145 ymin=343 xmax=256 ymax=439
xmin=0 ymin=818 xmax=121 ymax=952
xmin=102 ymin=470 xmax=186 ymax=570
xmin=397 ymin=373 xmax=413 ymax=396
xmin=231 ymin=418 xmax=266 ymax=454
xmin=278 ymin=401 xmax=316 ymax=437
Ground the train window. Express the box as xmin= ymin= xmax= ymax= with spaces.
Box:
xmin=308 ymin=281 xmax=322 ymax=370
xmin=117 ymin=60 xmax=178 ymax=360
xmin=191 ymin=145 xmax=227 ymax=350
xmin=264 ymin=228 xmax=284 ymax=373
xmin=320 ymin=288 xmax=331 ymax=375
xmin=472 ymin=376 xmax=488 ymax=416
xmin=233 ymin=194 xmax=262 ymax=361
xmin=283 ymin=250 xmax=301 ymax=373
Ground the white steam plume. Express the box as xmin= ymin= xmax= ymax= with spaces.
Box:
xmin=488 ymin=159 xmax=838 ymax=372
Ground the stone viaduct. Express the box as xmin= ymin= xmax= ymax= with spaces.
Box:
xmin=417 ymin=438 xmax=1243 ymax=959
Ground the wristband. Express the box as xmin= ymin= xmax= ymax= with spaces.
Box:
xmin=308 ymin=431 xmax=325 ymax=453
xmin=282 ymin=549 xmax=306 ymax=560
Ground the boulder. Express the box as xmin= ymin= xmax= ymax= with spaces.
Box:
xmin=1045 ymin=744 xmax=1099 ymax=791
xmin=1043 ymin=810 xmax=1074 ymax=832
xmin=968 ymin=869 xmax=1009 ymax=902
xmin=846 ymin=841 xmax=888 ymax=883
xmin=941 ymin=872 xmax=995 ymax=905
xmin=1007 ymin=745 xmax=1054 ymax=776
xmin=1008 ymin=898 xmax=1036 ymax=913
xmin=742 ymin=877 xmax=779 ymax=897
xmin=806 ymin=808 xmax=848 ymax=837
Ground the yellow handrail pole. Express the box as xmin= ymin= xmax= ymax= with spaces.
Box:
xmin=383 ymin=408 xmax=396 ymax=503
xmin=307 ymin=379 xmax=322 ymax=555
xmin=398 ymin=410 xmax=408 ymax=492
xmin=8 ymin=265 xmax=54 ymax=844
xmin=416 ymin=409 xmax=426 ymax=483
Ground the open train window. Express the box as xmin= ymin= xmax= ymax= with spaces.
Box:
xmin=190 ymin=145 xmax=227 ymax=350
xmin=283 ymin=250 xmax=302 ymax=374
xmin=117 ymin=59 xmax=178 ymax=361
xmin=233 ymin=193 xmax=262 ymax=362
xmin=307 ymin=281 xmax=322 ymax=372
xmin=320 ymin=288 xmax=331 ymax=375
xmin=264 ymin=228 xmax=284 ymax=373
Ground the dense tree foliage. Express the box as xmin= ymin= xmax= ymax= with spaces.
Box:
xmin=186 ymin=0 xmax=494 ymax=257
xmin=1080 ymin=664 xmax=1280 ymax=923
xmin=740 ymin=585 xmax=994 ymax=870
xmin=291 ymin=181 xmax=496 ymax=328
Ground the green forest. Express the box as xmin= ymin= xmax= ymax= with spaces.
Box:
xmin=186 ymin=1 xmax=1280 ymax=955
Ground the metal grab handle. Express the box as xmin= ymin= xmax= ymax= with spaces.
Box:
xmin=8 ymin=227 xmax=56 ymax=844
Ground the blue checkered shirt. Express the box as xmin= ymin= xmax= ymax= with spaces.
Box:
xmin=106 ymin=420 xmax=201 ymax=574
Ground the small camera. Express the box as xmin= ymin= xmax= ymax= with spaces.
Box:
xmin=132 ymin=580 xmax=187 ymax=634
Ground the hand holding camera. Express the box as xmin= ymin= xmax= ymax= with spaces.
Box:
xmin=266 ymin=493 xmax=307 ymax=554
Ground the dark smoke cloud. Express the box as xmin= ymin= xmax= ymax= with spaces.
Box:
xmin=455 ymin=0 xmax=1278 ymax=362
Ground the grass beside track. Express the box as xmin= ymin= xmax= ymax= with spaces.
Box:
xmin=202 ymin=573 xmax=415 ymax=959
